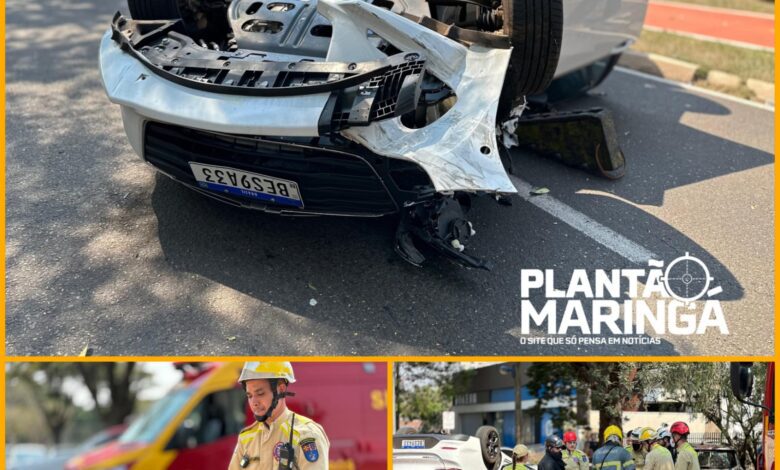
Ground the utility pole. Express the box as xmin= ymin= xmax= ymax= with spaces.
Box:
xmin=514 ymin=362 xmax=523 ymax=445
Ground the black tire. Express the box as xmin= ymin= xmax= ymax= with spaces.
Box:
xmin=499 ymin=0 xmax=563 ymax=116
xmin=127 ymin=0 xmax=181 ymax=19
xmin=476 ymin=425 xmax=502 ymax=467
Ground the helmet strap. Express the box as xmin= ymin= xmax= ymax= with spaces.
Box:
xmin=253 ymin=379 xmax=296 ymax=423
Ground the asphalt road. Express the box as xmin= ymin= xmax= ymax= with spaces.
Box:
xmin=6 ymin=0 xmax=775 ymax=356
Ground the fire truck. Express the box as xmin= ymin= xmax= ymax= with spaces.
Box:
xmin=66 ymin=362 xmax=387 ymax=470
xmin=731 ymin=362 xmax=774 ymax=470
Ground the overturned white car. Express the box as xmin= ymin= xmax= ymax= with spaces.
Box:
xmin=100 ymin=0 xmax=646 ymax=268
xmin=393 ymin=426 xmax=511 ymax=469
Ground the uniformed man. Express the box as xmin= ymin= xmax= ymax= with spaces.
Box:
xmin=656 ymin=427 xmax=675 ymax=461
xmin=229 ymin=362 xmax=330 ymax=470
xmin=503 ymin=444 xmax=531 ymax=470
xmin=562 ymin=431 xmax=589 ymax=470
xmin=625 ymin=428 xmax=646 ymax=470
xmin=593 ymin=425 xmax=636 ymax=470
xmin=670 ymin=422 xmax=699 ymax=470
xmin=640 ymin=428 xmax=674 ymax=470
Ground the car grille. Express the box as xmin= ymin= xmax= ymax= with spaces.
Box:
xmin=143 ymin=122 xmax=400 ymax=215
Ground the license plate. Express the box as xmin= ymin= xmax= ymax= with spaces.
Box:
xmin=401 ymin=440 xmax=426 ymax=449
xmin=189 ymin=162 xmax=303 ymax=208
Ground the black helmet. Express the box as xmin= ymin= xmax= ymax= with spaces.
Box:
xmin=546 ymin=435 xmax=565 ymax=449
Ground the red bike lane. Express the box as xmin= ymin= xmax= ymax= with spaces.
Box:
xmin=644 ymin=0 xmax=775 ymax=49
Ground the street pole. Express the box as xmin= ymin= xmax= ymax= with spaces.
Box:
xmin=514 ymin=363 xmax=523 ymax=446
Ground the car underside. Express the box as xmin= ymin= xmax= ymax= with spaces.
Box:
xmin=100 ymin=0 xmax=646 ymax=269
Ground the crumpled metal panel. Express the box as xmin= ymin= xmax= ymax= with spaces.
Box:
xmin=99 ymin=32 xmax=328 ymax=136
xmin=322 ymin=0 xmax=516 ymax=194
xmin=100 ymin=0 xmax=516 ymax=194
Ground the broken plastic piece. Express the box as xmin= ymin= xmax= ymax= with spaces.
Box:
xmin=394 ymin=196 xmax=491 ymax=270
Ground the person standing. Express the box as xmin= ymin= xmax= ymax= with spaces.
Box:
xmin=229 ymin=362 xmax=330 ymax=470
xmin=670 ymin=422 xmax=699 ymax=470
xmin=625 ymin=428 xmax=646 ymax=470
xmin=562 ymin=431 xmax=589 ymax=470
xmin=640 ymin=428 xmax=674 ymax=470
xmin=503 ymin=444 xmax=532 ymax=470
xmin=593 ymin=425 xmax=636 ymax=470
xmin=538 ymin=436 xmax=567 ymax=470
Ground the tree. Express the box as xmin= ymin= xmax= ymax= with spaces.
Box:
xmin=526 ymin=362 xmax=644 ymax=442
xmin=644 ymin=362 xmax=766 ymax=469
xmin=7 ymin=362 xmax=153 ymax=444
xmin=7 ymin=363 xmax=78 ymax=444
xmin=395 ymin=362 xmax=475 ymax=432
xmin=76 ymin=362 xmax=142 ymax=426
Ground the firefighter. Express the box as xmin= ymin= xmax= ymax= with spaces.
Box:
xmin=593 ymin=425 xmax=636 ymax=470
xmin=229 ymin=362 xmax=330 ymax=470
xmin=625 ymin=428 xmax=646 ymax=470
xmin=640 ymin=428 xmax=674 ymax=470
xmin=656 ymin=427 xmax=675 ymax=461
xmin=562 ymin=431 xmax=589 ymax=470
xmin=670 ymin=422 xmax=700 ymax=470
xmin=503 ymin=444 xmax=531 ymax=470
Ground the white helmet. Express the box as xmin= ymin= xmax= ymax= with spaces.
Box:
xmin=238 ymin=361 xmax=296 ymax=384
xmin=657 ymin=427 xmax=671 ymax=440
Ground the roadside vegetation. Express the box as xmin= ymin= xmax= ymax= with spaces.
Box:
xmin=669 ymin=0 xmax=775 ymax=14
xmin=632 ymin=29 xmax=774 ymax=100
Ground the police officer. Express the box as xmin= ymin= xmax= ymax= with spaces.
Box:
xmin=625 ymin=428 xmax=646 ymax=470
xmin=670 ymin=422 xmax=699 ymax=470
xmin=503 ymin=444 xmax=531 ymax=470
xmin=562 ymin=431 xmax=589 ymax=470
xmin=538 ymin=436 xmax=567 ymax=470
xmin=593 ymin=425 xmax=636 ymax=470
xmin=229 ymin=362 xmax=330 ymax=470
xmin=640 ymin=428 xmax=674 ymax=470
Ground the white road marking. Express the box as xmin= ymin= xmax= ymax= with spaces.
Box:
xmin=510 ymin=175 xmax=658 ymax=264
xmin=614 ymin=67 xmax=775 ymax=111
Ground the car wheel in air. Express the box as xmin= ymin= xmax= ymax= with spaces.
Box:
xmin=476 ymin=425 xmax=502 ymax=467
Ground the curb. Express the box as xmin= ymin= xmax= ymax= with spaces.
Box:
xmin=618 ymin=50 xmax=698 ymax=83
xmin=618 ymin=49 xmax=774 ymax=104
xmin=746 ymin=79 xmax=775 ymax=103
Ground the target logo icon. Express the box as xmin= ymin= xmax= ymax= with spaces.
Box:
xmin=660 ymin=252 xmax=720 ymax=303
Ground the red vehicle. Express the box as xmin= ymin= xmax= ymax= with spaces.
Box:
xmin=66 ymin=362 xmax=387 ymax=470
xmin=730 ymin=362 xmax=774 ymax=470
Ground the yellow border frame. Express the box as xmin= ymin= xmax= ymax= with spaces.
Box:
xmin=0 ymin=3 xmax=778 ymax=470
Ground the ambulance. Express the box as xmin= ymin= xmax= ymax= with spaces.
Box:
xmin=66 ymin=362 xmax=386 ymax=470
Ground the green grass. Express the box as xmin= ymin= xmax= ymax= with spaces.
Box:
xmin=632 ymin=29 xmax=775 ymax=83
xmin=665 ymin=0 xmax=775 ymax=14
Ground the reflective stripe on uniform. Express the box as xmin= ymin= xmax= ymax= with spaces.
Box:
xmin=595 ymin=460 xmax=629 ymax=469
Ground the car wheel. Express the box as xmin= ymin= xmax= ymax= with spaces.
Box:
xmin=499 ymin=0 xmax=563 ymax=116
xmin=476 ymin=425 xmax=502 ymax=467
xmin=127 ymin=0 xmax=181 ymax=19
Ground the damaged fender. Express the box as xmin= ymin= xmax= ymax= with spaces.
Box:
xmin=321 ymin=0 xmax=517 ymax=194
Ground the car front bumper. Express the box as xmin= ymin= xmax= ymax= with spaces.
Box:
xmin=99 ymin=0 xmax=517 ymax=197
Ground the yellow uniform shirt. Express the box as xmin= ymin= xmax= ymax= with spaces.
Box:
xmin=502 ymin=464 xmax=529 ymax=470
xmin=675 ymin=443 xmax=700 ymax=470
xmin=228 ymin=408 xmax=330 ymax=470
xmin=563 ymin=449 xmax=590 ymax=470
xmin=644 ymin=444 xmax=674 ymax=470
xmin=626 ymin=446 xmax=646 ymax=470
